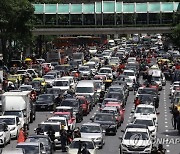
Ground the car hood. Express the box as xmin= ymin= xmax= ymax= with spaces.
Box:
xmin=81 ymin=133 xmax=102 ymax=139
xmin=122 ymin=139 xmax=151 ymax=147
xmin=53 ymin=86 xmax=69 ymax=90
xmin=68 ymin=148 xmax=95 ymax=154
xmin=36 ymin=101 xmax=52 ymax=104
xmin=94 ymin=121 xmax=116 ymax=126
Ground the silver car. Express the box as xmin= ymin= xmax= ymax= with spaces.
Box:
xmin=80 ymin=122 xmax=105 ymax=148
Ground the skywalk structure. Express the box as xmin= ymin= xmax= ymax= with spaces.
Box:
xmin=32 ymin=1 xmax=180 ymax=35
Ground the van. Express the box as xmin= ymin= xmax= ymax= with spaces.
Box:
xmin=75 ymin=80 xmax=98 ymax=104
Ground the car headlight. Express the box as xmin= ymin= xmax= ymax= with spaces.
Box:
xmin=10 ymin=127 xmax=16 ymax=131
xmin=96 ymin=137 xmax=102 ymax=141
xmin=109 ymin=125 xmax=116 ymax=128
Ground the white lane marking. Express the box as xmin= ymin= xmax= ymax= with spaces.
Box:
xmin=165 ymin=115 xmax=167 ymax=117
xmin=165 ymin=126 xmax=168 ymax=128
xmin=165 ymin=118 xmax=168 ymax=120
xmin=129 ymin=117 xmax=131 ymax=119
xmin=166 ymin=130 xmax=169 ymax=132
xmin=166 ymin=150 xmax=170 ymax=153
xmin=165 ymin=121 xmax=168 ymax=124
xmin=166 ymin=134 xmax=169 ymax=137
xmin=96 ymin=110 xmax=98 ymax=112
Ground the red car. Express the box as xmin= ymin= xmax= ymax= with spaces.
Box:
xmin=76 ymin=96 xmax=91 ymax=115
xmin=53 ymin=112 xmax=76 ymax=130
xmin=105 ymin=102 xmax=125 ymax=123
xmin=142 ymin=81 xmax=159 ymax=91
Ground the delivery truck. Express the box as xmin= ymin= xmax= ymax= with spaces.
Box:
xmin=1 ymin=91 xmax=31 ymax=129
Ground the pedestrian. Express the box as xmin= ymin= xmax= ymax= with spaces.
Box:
xmin=55 ymin=94 xmax=63 ymax=106
xmin=172 ymin=106 xmax=179 ymax=129
xmin=47 ymin=125 xmax=55 ymax=143
xmin=157 ymin=144 xmax=166 ymax=154
xmin=60 ymin=125 xmax=67 ymax=152
xmin=176 ymin=112 xmax=180 ymax=135
xmin=17 ymin=128 xmax=26 ymax=143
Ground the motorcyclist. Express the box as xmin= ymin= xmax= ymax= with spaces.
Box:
xmin=157 ymin=144 xmax=166 ymax=154
xmin=81 ymin=143 xmax=91 ymax=154
xmin=47 ymin=125 xmax=55 ymax=144
xmin=30 ymin=89 xmax=37 ymax=102
xmin=60 ymin=125 xmax=67 ymax=152
xmin=172 ymin=106 xmax=179 ymax=130
xmin=74 ymin=127 xmax=81 ymax=138
xmin=54 ymin=94 xmax=63 ymax=106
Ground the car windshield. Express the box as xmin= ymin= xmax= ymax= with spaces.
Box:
xmin=94 ymin=82 xmax=102 ymax=90
xmin=54 ymin=114 xmax=70 ymax=120
xmin=31 ymin=82 xmax=40 ymax=88
xmin=124 ymin=71 xmax=134 ymax=76
xmin=94 ymin=114 xmax=115 ymax=121
xmin=0 ymin=118 xmax=15 ymax=125
xmin=37 ymin=95 xmax=52 ymax=101
xmin=76 ymin=87 xmax=94 ymax=93
xmin=54 ymin=81 xmax=69 ymax=86
xmin=101 ymin=110 xmax=116 ymax=114
xmin=79 ymin=67 xmax=89 ymax=71
xmin=39 ymin=124 xmax=60 ymax=132
xmin=124 ymin=132 xmax=149 ymax=140
xmin=70 ymin=141 xmax=94 ymax=149
xmin=16 ymin=145 xmax=39 ymax=154
xmin=107 ymin=93 xmax=123 ymax=100
xmin=139 ymin=95 xmax=153 ymax=102
xmin=152 ymin=77 xmax=161 ymax=81
xmin=20 ymin=86 xmax=32 ymax=91
xmin=109 ymin=88 xmax=123 ymax=93
xmin=99 ymin=69 xmax=111 ymax=74
xmin=139 ymin=89 xmax=157 ymax=95
xmin=4 ymin=111 xmax=22 ymax=118
xmin=61 ymin=100 xmax=78 ymax=107
xmin=44 ymin=75 xmax=55 ymax=79
xmin=47 ymin=89 xmax=60 ymax=95
xmin=134 ymin=119 xmax=154 ymax=126
xmin=125 ymin=78 xmax=133 ymax=83
xmin=80 ymin=125 xmax=101 ymax=133
xmin=48 ymin=119 xmax=66 ymax=125
xmin=136 ymin=107 xmax=155 ymax=114
xmin=174 ymin=98 xmax=180 ymax=105
xmin=26 ymin=137 xmax=49 ymax=145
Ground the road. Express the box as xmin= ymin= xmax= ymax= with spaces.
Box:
xmin=4 ymin=81 xmax=180 ymax=154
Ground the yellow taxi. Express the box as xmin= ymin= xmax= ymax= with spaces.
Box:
xmin=8 ymin=74 xmax=22 ymax=84
xmin=32 ymin=77 xmax=47 ymax=87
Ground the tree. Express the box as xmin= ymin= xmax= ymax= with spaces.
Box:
xmin=171 ymin=23 xmax=180 ymax=48
xmin=0 ymin=0 xmax=34 ymax=64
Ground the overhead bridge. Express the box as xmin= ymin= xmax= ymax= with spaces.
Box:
xmin=32 ymin=27 xmax=174 ymax=36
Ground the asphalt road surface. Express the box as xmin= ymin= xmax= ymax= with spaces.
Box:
xmin=4 ymin=81 xmax=180 ymax=154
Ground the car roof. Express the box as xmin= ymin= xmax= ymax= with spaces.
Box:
xmin=136 ymin=104 xmax=155 ymax=108
xmin=0 ymin=115 xmax=17 ymax=119
xmin=54 ymin=112 xmax=70 ymax=115
xmin=102 ymin=106 xmax=117 ymax=110
xmin=17 ymin=142 xmax=39 ymax=146
xmin=126 ymin=128 xmax=148 ymax=132
xmin=82 ymin=122 xmax=101 ymax=127
xmin=48 ymin=116 xmax=66 ymax=120
xmin=56 ymin=106 xmax=73 ymax=109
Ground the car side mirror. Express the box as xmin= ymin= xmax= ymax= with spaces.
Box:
xmin=156 ymin=112 xmax=160 ymax=115
xmin=121 ymin=130 xmax=125 ymax=133
xmin=102 ymin=129 xmax=106 ymax=133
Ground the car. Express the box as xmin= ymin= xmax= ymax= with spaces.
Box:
xmin=91 ymin=113 xmax=117 ymax=135
xmin=36 ymin=94 xmax=55 ymax=111
xmin=37 ymin=121 xmax=61 ymax=148
xmin=123 ymin=69 xmax=136 ymax=82
xmin=135 ymin=94 xmax=155 ymax=106
xmin=132 ymin=104 xmax=158 ymax=125
xmin=0 ymin=115 xmax=21 ymax=139
xmin=26 ymin=135 xmax=54 ymax=154
xmin=171 ymin=96 xmax=180 ymax=111
xmin=105 ymin=102 xmax=125 ymax=123
xmin=27 ymin=69 xmax=38 ymax=78
xmin=78 ymin=65 xmax=92 ymax=79
xmin=0 ymin=148 xmax=25 ymax=154
xmin=124 ymin=77 xmax=134 ymax=91
xmin=0 ymin=122 xmax=11 ymax=147
xmin=19 ymin=85 xmax=33 ymax=92
xmin=67 ymin=138 xmax=97 ymax=154
xmin=119 ymin=127 xmax=152 ymax=154
xmin=170 ymin=81 xmax=180 ymax=96
xmin=33 ymin=78 xmax=47 ymax=88
xmin=105 ymin=92 xmax=125 ymax=105
xmin=101 ymin=106 xmax=121 ymax=127
xmin=61 ymin=97 xmax=83 ymax=123
xmin=16 ymin=142 xmax=46 ymax=154
xmin=53 ymin=78 xmax=72 ymax=92
xmin=7 ymin=74 xmax=22 ymax=85
xmin=98 ymin=67 xmax=113 ymax=79
xmin=53 ymin=112 xmax=76 ymax=130
xmin=80 ymin=123 xmax=105 ymax=148
xmin=131 ymin=116 xmax=157 ymax=139
xmin=31 ymin=80 xmax=44 ymax=94
xmin=47 ymin=116 xmax=69 ymax=130
xmin=43 ymin=75 xmax=56 ymax=87
xmin=84 ymin=61 xmax=97 ymax=75
xmin=46 ymin=88 xmax=63 ymax=98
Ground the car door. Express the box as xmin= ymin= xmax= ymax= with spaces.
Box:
xmin=4 ymin=124 xmax=10 ymax=142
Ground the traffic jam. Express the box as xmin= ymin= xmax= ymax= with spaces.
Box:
xmin=0 ymin=35 xmax=180 ymax=154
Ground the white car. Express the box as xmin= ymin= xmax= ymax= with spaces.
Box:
xmin=80 ymin=123 xmax=105 ymax=148
xmin=0 ymin=122 xmax=11 ymax=146
xmin=27 ymin=69 xmax=38 ymax=77
xmin=43 ymin=75 xmax=56 ymax=86
xmin=0 ymin=116 xmax=21 ymax=139
xmin=132 ymin=104 xmax=158 ymax=125
xmin=120 ymin=127 xmax=152 ymax=154
xmin=47 ymin=116 xmax=68 ymax=130
xmin=84 ymin=61 xmax=97 ymax=75
xmin=61 ymin=76 xmax=76 ymax=90
xmin=98 ymin=67 xmax=113 ymax=79
xmin=132 ymin=116 xmax=157 ymax=139
xmin=89 ymin=46 xmax=97 ymax=55
xmin=68 ymin=138 xmax=97 ymax=154
xmin=124 ymin=78 xmax=134 ymax=91
xmin=123 ymin=69 xmax=136 ymax=82
xmin=170 ymin=81 xmax=180 ymax=96
xmin=53 ymin=79 xmax=71 ymax=91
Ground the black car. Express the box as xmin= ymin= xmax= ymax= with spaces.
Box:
xmin=46 ymin=88 xmax=63 ymax=98
xmin=61 ymin=97 xmax=83 ymax=123
xmin=36 ymin=94 xmax=55 ymax=111
xmin=136 ymin=94 xmax=155 ymax=106
xmin=139 ymin=88 xmax=159 ymax=108
xmin=105 ymin=92 xmax=125 ymax=105
xmin=26 ymin=135 xmax=54 ymax=154
xmin=91 ymin=113 xmax=117 ymax=135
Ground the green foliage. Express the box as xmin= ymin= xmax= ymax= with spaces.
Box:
xmin=172 ymin=23 xmax=180 ymax=48
xmin=0 ymin=0 xmax=34 ymax=63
